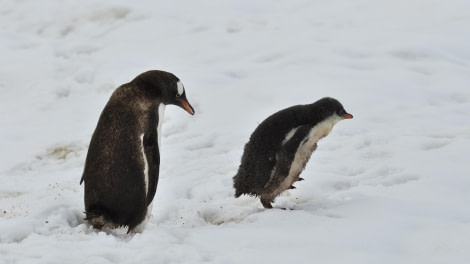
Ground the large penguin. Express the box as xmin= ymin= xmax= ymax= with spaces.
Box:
xmin=80 ymin=70 xmax=194 ymax=233
xmin=233 ymin=97 xmax=352 ymax=209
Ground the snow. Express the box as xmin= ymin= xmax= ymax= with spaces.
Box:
xmin=1 ymin=0 xmax=470 ymax=263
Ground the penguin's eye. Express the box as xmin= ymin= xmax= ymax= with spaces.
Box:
xmin=176 ymin=93 xmax=181 ymax=98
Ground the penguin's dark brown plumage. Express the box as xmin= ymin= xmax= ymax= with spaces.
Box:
xmin=233 ymin=97 xmax=352 ymax=209
xmin=80 ymin=70 xmax=194 ymax=233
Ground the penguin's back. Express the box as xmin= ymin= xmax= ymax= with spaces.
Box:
xmin=81 ymin=84 xmax=155 ymax=230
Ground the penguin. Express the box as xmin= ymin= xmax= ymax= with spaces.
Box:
xmin=80 ymin=70 xmax=194 ymax=233
xmin=233 ymin=97 xmax=352 ymax=209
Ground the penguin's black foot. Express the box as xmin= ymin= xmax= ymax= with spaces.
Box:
xmin=297 ymin=177 xmax=304 ymax=181
xmin=260 ymin=197 xmax=273 ymax=209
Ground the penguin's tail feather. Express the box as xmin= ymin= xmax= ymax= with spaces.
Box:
xmin=84 ymin=206 xmax=117 ymax=230
xmin=233 ymin=173 xmax=243 ymax=198
xmin=233 ymin=172 xmax=255 ymax=198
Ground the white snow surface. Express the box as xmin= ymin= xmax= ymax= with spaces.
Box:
xmin=1 ymin=0 xmax=470 ymax=263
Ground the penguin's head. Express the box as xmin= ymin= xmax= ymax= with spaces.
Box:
xmin=166 ymin=79 xmax=195 ymax=115
xmin=133 ymin=70 xmax=195 ymax=115
xmin=314 ymin=97 xmax=353 ymax=121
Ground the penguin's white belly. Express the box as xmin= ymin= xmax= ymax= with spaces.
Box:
xmin=140 ymin=133 xmax=150 ymax=197
xmin=156 ymin=103 xmax=165 ymax=154
xmin=275 ymin=115 xmax=342 ymax=195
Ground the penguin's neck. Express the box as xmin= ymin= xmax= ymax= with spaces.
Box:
xmin=308 ymin=114 xmax=343 ymax=142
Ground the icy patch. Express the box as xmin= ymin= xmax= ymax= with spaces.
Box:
xmin=6 ymin=142 xmax=86 ymax=176
xmin=36 ymin=143 xmax=85 ymax=161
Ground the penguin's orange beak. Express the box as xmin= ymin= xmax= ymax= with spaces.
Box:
xmin=343 ymin=113 xmax=353 ymax=119
xmin=178 ymin=99 xmax=195 ymax=115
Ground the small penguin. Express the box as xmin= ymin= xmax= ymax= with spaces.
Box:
xmin=233 ymin=97 xmax=352 ymax=209
xmin=80 ymin=70 xmax=194 ymax=233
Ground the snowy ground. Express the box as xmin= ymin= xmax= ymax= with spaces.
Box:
xmin=1 ymin=0 xmax=470 ymax=263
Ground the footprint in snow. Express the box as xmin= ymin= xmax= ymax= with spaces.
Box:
xmin=420 ymin=140 xmax=450 ymax=151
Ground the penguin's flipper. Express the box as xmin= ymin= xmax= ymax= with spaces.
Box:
xmin=143 ymin=133 xmax=160 ymax=206
xmin=260 ymin=125 xmax=312 ymax=209
xmin=145 ymin=163 xmax=159 ymax=206
xmin=264 ymin=125 xmax=311 ymax=191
